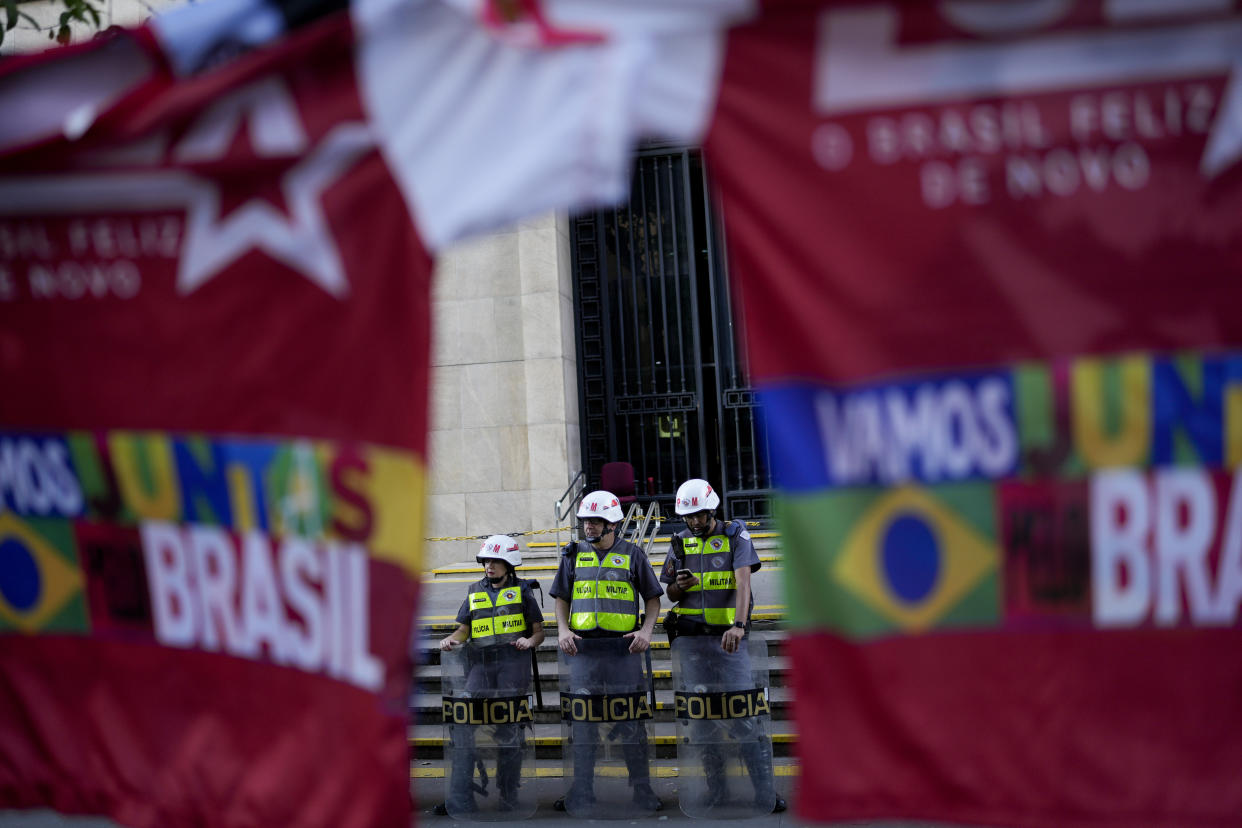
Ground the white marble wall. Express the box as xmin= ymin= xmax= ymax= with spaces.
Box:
xmin=428 ymin=213 xmax=581 ymax=567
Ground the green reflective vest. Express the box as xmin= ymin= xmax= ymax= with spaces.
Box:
xmin=569 ymin=544 xmax=638 ymax=633
xmin=674 ymin=532 xmax=738 ymax=627
xmin=468 ymin=580 xmax=528 ymax=646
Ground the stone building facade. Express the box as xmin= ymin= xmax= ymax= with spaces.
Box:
xmin=428 ymin=218 xmax=581 ymax=566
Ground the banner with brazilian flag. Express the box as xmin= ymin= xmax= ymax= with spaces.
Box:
xmin=0 ymin=513 xmax=88 ymax=635
xmin=701 ymin=1 xmax=1242 ymax=825
xmin=0 ymin=0 xmax=745 ymax=824
xmin=782 ymin=483 xmax=999 ymax=638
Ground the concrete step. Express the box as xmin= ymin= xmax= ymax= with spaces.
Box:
xmin=409 ymin=758 xmax=799 ymax=820
xmin=414 ymin=631 xmax=788 ymax=664
xmin=424 ymin=553 xmax=784 ymax=583
xmin=412 ymin=657 xmax=792 ymax=696
xmin=415 ymin=610 xmax=788 ymax=638
xmin=408 ymin=725 xmax=798 ymax=761
xmin=434 ymin=527 xmax=783 ymax=571
xmin=409 ymin=756 xmax=801 ymax=780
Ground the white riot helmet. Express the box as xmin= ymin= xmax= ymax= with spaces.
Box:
xmin=576 ymin=490 xmax=625 ymax=523
xmin=675 ymin=478 xmax=720 ymax=515
xmin=477 ymin=535 xmax=522 ymax=568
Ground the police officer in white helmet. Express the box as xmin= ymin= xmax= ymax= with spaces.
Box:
xmin=440 ymin=535 xmax=544 ymax=656
xmin=549 ymin=490 xmax=664 ymax=813
xmin=662 ymin=479 xmax=786 ymax=813
xmin=435 ymin=535 xmax=544 ymax=815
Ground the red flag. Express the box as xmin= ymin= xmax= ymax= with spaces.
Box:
xmin=0 ymin=13 xmax=428 ymax=828
xmin=702 ymin=3 xmax=1242 ymax=826
xmin=0 ymin=0 xmax=746 ymax=825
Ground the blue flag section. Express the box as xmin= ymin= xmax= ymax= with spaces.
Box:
xmin=761 ymin=369 xmax=1019 ymax=491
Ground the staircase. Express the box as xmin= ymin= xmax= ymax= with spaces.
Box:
xmin=410 ymin=511 xmax=795 ymax=811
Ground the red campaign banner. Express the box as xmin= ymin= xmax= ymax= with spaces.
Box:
xmin=706 ymin=3 xmax=1242 ymax=827
xmin=0 ymin=12 xmax=428 ymax=828
xmin=711 ymin=2 xmax=1242 ymax=385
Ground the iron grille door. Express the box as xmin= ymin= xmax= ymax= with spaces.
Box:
xmin=571 ymin=148 xmax=773 ymax=520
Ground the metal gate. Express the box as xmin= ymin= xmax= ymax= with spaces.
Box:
xmin=570 ymin=147 xmax=773 ymax=521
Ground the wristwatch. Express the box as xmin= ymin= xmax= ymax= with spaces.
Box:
xmin=732 ymin=621 xmax=746 ymax=629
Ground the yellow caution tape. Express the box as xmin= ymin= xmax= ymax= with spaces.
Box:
xmin=425 ymin=520 xmax=770 ymax=543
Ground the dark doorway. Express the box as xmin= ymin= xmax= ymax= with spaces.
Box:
xmin=570 ymin=147 xmax=773 ymax=522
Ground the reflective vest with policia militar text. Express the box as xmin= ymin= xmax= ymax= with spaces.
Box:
xmin=673 ymin=525 xmax=741 ymax=627
xmin=468 ymin=580 xmax=529 ymax=645
xmin=569 ymin=544 xmax=639 ymax=633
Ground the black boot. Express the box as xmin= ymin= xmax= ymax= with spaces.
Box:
xmin=443 ymin=738 xmax=478 ymax=815
xmin=560 ymin=721 xmax=598 ymax=812
xmin=632 ymin=780 xmax=662 ymax=811
xmin=697 ymin=747 xmax=728 ymax=809
xmin=741 ymin=735 xmax=780 ymax=813
xmin=555 ymin=779 xmax=595 ymax=812
xmin=435 ymin=796 xmax=477 ymax=816
xmin=496 ymin=742 xmax=522 ymax=811
xmin=621 ymin=725 xmax=659 ymax=810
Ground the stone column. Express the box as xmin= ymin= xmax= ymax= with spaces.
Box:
xmin=427 ymin=212 xmax=579 ymax=567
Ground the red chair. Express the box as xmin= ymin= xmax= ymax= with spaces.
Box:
xmin=600 ymin=461 xmax=637 ymax=506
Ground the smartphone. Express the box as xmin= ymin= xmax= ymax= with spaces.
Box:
xmin=675 ymin=568 xmax=693 ymax=579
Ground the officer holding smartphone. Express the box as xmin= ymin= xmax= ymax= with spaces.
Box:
xmin=660 ymin=478 xmax=786 ymax=813
xmin=662 ymin=480 xmax=758 ymax=650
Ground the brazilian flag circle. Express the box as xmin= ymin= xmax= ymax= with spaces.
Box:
xmin=0 ymin=537 xmax=42 ymax=612
xmin=880 ymin=513 xmax=940 ymax=604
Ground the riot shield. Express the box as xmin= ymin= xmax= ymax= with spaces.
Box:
xmin=440 ymin=642 xmax=537 ymax=820
xmin=558 ymin=636 xmax=659 ymax=818
xmin=671 ymin=634 xmax=776 ymax=819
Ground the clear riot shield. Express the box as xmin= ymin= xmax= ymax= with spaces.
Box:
xmin=558 ymin=636 xmax=659 ymax=818
xmin=440 ymin=642 xmax=537 ymax=820
xmin=671 ymin=634 xmax=776 ymax=819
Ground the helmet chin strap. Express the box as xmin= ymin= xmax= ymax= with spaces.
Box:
xmin=584 ymin=525 xmax=615 ymax=543
xmin=688 ymin=517 xmax=716 ymax=538
xmin=483 ymin=560 xmax=513 ymax=585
